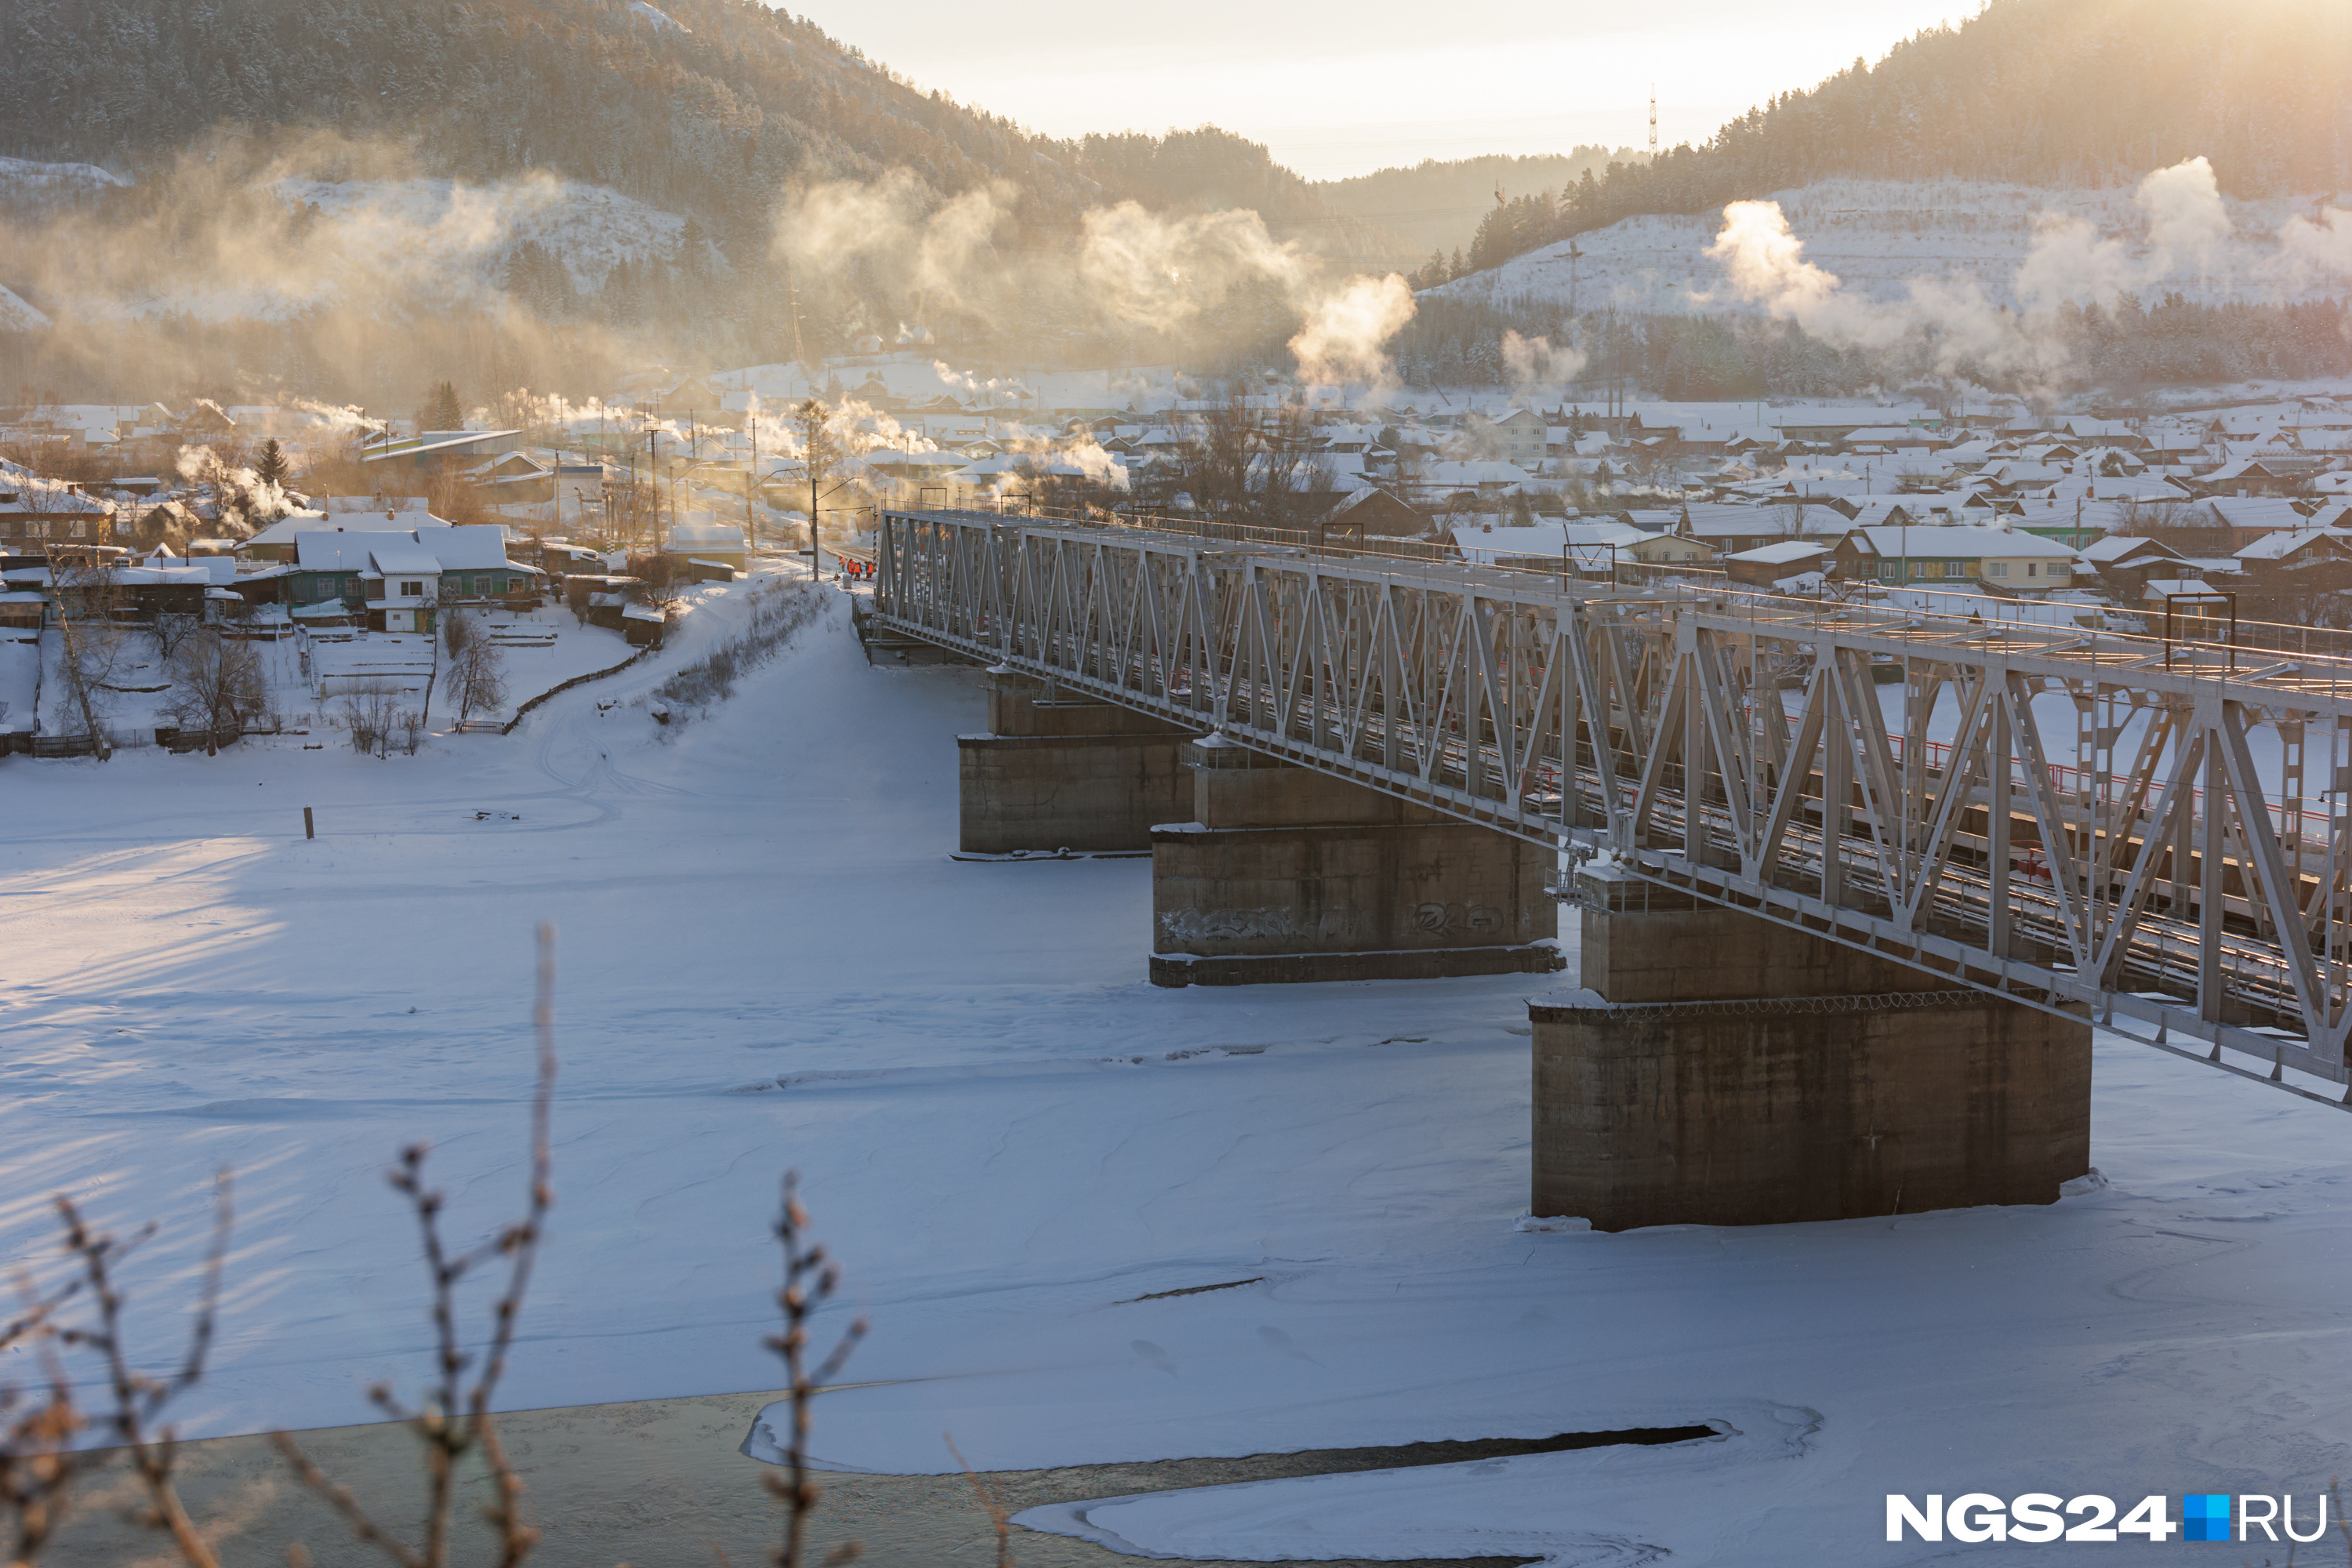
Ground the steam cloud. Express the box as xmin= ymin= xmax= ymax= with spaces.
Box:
xmin=1500 ymin=328 xmax=1589 ymax=399
xmin=1289 ymin=274 xmax=1417 ymax=390
xmin=774 ymin=183 xmax=1417 ymax=387
xmin=6 ymin=129 xmax=1421 ymax=405
xmin=173 ymin=444 xmax=292 ymax=537
xmin=1704 ymin=155 xmax=2352 ymax=381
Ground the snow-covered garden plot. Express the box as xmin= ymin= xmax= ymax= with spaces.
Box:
xmin=16 ymin=572 xmax=791 ymax=748
xmin=0 ymin=639 xmax=34 ymax=734
xmin=5 ymin=580 xmax=2352 ymax=1564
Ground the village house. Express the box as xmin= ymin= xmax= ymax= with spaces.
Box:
xmin=2205 ymin=495 xmax=2336 ymax=549
xmin=2231 ymin=528 xmax=2352 ymax=612
xmin=1722 ymin=540 xmax=1834 ymax=588
xmin=1320 ymin=487 xmax=1429 ymax=541
xmin=1467 ymin=408 xmax=1548 ymax=470
xmin=0 ymin=466 xmax=118 ymax=544
xmin=1678 ymin=502 xmax=1802 ymax=557
xmin=665 ymin=516 xmax=749 ymax=577
xmin=1832 ymin=524 xmax=2078 ymax=594
xmin=240 ymin=497 xmax=451 ymax=563
xmin=285 ymin=524 xmax=528 ymax=632
xmin=1624 ymin=532 xmax=1716 ymax=568
xmin=2077 ymin=533 xmax=2187 ymax=599
xmin=1450 ymin=518 xmax=1643 ymax=572
xmin=360 ymin=428 xmax=524 ymax=476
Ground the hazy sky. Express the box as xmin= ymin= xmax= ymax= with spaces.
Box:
xmin=791 ymin=0 xmax=1973 ymax=181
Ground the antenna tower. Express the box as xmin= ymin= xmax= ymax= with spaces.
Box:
xmin=1649 ymin=87 xmax=1657 ymax=160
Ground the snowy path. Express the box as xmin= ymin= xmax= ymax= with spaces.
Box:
xmin=4 ymin=589 xmax=2351 ymax=1564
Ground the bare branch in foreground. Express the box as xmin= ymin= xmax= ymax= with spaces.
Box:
xmin=763 ymin=1173 xmax=867 ymax=1568
xmin=53 ymin=1167 xmax=234 ymax=1568
xmin=274 ymin=922 xmax=560 ymax=1568
xmin=945 ymin=1433 xmax=1014 ymax=1568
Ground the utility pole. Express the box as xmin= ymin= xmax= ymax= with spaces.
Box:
xmin=1650 ymin=86 xmax=1658 ymax=162
xmin=748 ymin=411 xmax=758 ymax=548
xmin=646 ymin=426 xmax=659 ymax=550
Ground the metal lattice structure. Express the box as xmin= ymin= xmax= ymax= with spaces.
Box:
xmin=873 ymin=509 xmax=2352 ymax=1101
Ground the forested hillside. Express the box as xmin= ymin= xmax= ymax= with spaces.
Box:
xmin=0 ymin=0 xmax=1386 ymax=256
xmin=1313 ymin=149 xmax=1644 ymax=271
xmin=1449 ymin=0 xmax=2352 ymax=281
xmin=0 ymin=0 xmax=1403 ymax=401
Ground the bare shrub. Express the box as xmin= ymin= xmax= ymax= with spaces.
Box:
xmin=444 ymin=615 xmax=508 ymax=727
xmin=162 ymin=630 xmax=270 ymax=750
xmin=342 ymin=684 xmax=405 ymax=757
xmin=151 ymin=611 xmax=204 ymax=662
xmin=49 ymin=553 xmax=128 ymax=757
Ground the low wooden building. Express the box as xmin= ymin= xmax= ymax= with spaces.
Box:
xmin=1722 ymin=540 xmax=1832 ymax=587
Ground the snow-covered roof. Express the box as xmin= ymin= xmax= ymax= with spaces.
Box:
xmin=2233 ymin=528 xmax=2351 ymax=563
xmin=1726 ymin=540 xmax=1831 ymax=565
xmin=296 ymin=531 xmax=416 ymax=573
xmin=430 ymin=525 xmax=516 ymax=570
xmin=2206 ymin=495 xmax=2314 ymax=532
xmin=1679 ymin=503 xmax=1782 ymax=537
xmin=1450 ymin=520 xmax=1639 ymax=564
xmin=0 ymin=471 xmax=112 ymax=515
xmin=1424 ymin=460 xmax=1535 ymax=488
xmin=370 ymin=543 xmax=444 ymax=576
xmin=111 ymin=566 xmax=214 ymax=586
xmin=145 ymin=550 xmax=239 ymax=585
xmin=668 ymin=521 xmax=746 ymax=548
xmin=324 ymin=495 xmax=437 ymax=516
xmin=2078 ymin=534 xmax=2180 ymax=564
xmin=1849 ymin=525 xmax=2077 ymax=557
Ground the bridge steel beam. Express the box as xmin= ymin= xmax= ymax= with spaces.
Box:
xmin=872 ymin=508 xmax=2352 ymax=1106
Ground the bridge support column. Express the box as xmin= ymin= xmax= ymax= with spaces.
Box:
xmin=1530 ymin=866 xmax=2090 ymax=1229
xmin=956 ymin=670 xmax=1201 ymax=856
xmin=1149 ymin=740 xmax=1563 ymax=987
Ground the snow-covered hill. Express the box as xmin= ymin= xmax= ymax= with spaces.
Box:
xmin=1439 ymin=174 xmax=2352 ymax=321
xmin=57 ymin=171 xmax=700 ymax=325
xmin=0 ymin=153 xmax=130 ymax=206
xmin=274 ymin=174 xmax=697 ymax=299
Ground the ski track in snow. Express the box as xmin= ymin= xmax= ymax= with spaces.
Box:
xmin=4 ymin=585 xmax=2352 ymax=1563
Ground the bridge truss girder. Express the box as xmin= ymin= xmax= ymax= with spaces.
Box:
xmin=874 ymin=510 xmax=2352 ymax=1100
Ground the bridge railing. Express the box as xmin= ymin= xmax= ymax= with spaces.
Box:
xmin=971 ymin=501 xmax=2352 ymax=684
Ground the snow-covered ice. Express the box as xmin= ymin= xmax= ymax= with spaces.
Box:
xmin=5 ymin=581 xmax=2352 ymax=1563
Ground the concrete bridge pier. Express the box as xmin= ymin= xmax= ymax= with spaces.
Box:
xmin=956 ymin=669 xmax=1201 ymax=856
xmin=1531 ymin=863 xmax=2091 ymax=1230
xmin=1149 ymin=739 xmax=1564 ymax=986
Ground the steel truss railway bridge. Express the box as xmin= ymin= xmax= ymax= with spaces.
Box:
xmin=870 ymin=506 xmax=2352 ymax=1145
